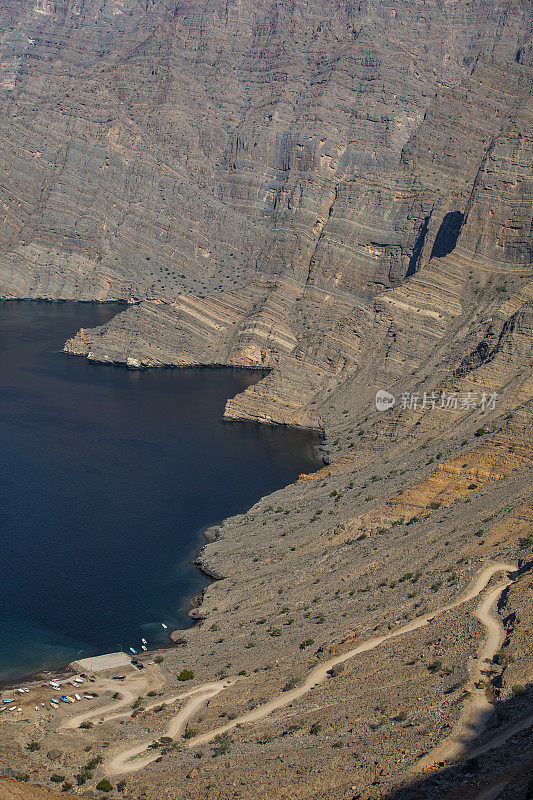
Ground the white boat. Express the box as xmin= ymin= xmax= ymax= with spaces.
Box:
xmin=141 ymin=638 xmax=147 ymax=645
xmin=161 ymin=623 xmax=167 ymax=629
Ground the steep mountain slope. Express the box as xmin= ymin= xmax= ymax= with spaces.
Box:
xmin=0 ymin=1 xmax=531 ymax=799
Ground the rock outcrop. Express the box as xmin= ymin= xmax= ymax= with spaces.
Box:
xmin=0 ymin=1 xmax=532 ymax=798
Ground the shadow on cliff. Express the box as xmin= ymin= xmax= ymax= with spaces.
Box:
xmin=370 ymin=687 xmax=533 ymax=800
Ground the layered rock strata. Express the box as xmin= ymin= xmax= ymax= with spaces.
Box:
xmin=0 ymin=0 xmax=532 ymax=798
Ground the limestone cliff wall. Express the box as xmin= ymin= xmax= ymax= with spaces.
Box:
xmin=1 ymin=0 xmax=532 ymax=445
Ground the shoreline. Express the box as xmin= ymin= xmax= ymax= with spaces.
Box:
xmin=0 ymin=298 xmax=324 ymax=687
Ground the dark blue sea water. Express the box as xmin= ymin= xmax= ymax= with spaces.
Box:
xmin=0 ymin=302 xmax=319 ymax=681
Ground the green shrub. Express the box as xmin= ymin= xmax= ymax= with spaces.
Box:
xmin=85 ymin=755 xmax=103 ymax=770
xmin=494 ymin=646 xmax=514 ymax=667
xmin=212 ymin=732 xmax=232 ymax=756
xmin=310 ymin=722 xmax=322 ymax=735
xmin=50 ymin=774 xmax=65 ymax=783
xmin=177 ymin=669 xmax=194 ymax=681
xmin=282 ymin=677 xmax=298 ymax=692
xmin=96 ymin=779 xmax=113 ymax=792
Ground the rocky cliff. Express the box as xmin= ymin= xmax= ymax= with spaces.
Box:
xmin=0 ymin=1 xmax=532 ymax=798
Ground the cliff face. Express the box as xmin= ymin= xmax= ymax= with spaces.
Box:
xmin=1 ymin=1 xmax=531 ymax=305
xmin=1 ymin=0 xmax=522 ymax=438
xmin=1 ymin=4 xmax=532 ymax=799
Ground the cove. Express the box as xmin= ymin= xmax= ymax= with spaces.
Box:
xmin=0 ymin=301 xmax=320 ymax=682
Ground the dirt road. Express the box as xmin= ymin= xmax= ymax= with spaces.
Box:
xmin=103 ymin=562 xmax=514 ymax=776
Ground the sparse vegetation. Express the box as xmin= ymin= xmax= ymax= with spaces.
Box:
xmin=96 ymin=779 xmax=114 ymax=792
xmin=494 ymin=646 xmax=514 ymax=667
xmin=212 ymin=732 xmax=232 ymax=756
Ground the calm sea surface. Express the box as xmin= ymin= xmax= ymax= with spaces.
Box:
xmin=0 ymin=302 xmax=319 ymax=681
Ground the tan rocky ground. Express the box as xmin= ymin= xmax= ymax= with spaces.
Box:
xmin=0 ymin=0 xmax=531 ymax=797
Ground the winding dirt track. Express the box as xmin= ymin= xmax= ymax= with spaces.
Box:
xmin=415 ymin=575 xmax=512 ymax=769
xmin=106 ymin=681 xmax=236 ymax=776
xmin=100 ymin=562 xmax=515 ymax=776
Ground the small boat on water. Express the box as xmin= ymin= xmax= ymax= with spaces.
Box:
xmin=141 ymin=645 xmax=147 ymax=651
xmin=141 ymin=638 xmax=147 ymax=645
xmin=129 ymin=647 xmax=137 ymax=654
xmin=161 ymin=623 xmax=167 ymax=629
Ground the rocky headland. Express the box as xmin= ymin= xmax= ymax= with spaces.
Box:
xmin=0 ymin=0 xmax=531 ymax=798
